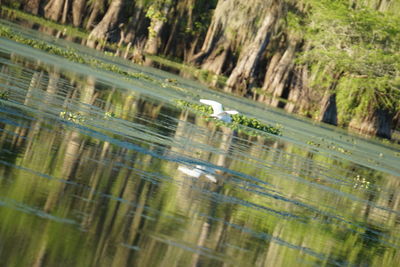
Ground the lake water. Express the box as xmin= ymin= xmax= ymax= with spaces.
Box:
xmin=1 ymin=19 xmax=400 ymax=267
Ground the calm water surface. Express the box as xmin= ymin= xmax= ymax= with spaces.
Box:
xmin=0 ymin=20 xmax=400 ymax=267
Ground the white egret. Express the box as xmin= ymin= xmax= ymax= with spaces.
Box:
xmin=178 ymin=165 xmax=217 ymax=183
xmin=200 ymin=99 xmax=239 ymax=123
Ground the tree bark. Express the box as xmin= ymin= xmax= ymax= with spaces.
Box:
xmin=189 ymin=0 xmax=233 ymax=74
xmin=72 ymin=0 xmax=86 ymax=27
xmin=224 ymin=0 xmax=282 ymax=93
xmin=284 ymin=65 xmax=316 ymax=116
xmin=44 ymin=0 xmax=65 ymax=22
xmin=349 ymin=109 xmax=392 ymax=139
xmin=191 ymin=0 xmax=269 ymax=75
xmin=145 ymin=1 xmax=175 ymax=55
xmin=23 ymin=0 xmax=42 ymax=15
xmin=87 ymin=0 xmax=125 ymax=48
xmin=260 ymin=37 xmax=297 ymax=106
xmin=85 ymin=0 xmax=105 ymax=30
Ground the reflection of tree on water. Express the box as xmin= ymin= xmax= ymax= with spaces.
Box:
xmin=1 ymin=52 xmax=400 ymax=266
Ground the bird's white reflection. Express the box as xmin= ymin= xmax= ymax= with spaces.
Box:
xmin=178 ymin=165 xmax=217 ymax=183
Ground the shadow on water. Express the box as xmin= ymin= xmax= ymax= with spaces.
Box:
xmin=0 ymin=21 xmax=400 ymax=267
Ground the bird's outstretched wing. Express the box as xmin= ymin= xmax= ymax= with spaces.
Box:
xmin=200 ymin=99 xmax=223 ymax=114
xmin=225 ymin=110 xmax=239 ymax=115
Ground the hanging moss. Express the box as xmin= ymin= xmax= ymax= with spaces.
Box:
xmin=175 ymin=99 xmax=282 ymax=136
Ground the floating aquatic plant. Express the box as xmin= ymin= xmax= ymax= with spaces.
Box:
xmin=0 ymin=90 xmax=9 ymax=100
xmin=306 ymin=140 xmax=352 ymax=155
xmin=175 ymin=99 xmax=282 ymax=136
xmin=59 ymin=111 xmax=86 ymax=124
xmin=353 ymin=175 xmax=370 ymax=189
xmin=104 ymin=111 xmax=116 ymax=120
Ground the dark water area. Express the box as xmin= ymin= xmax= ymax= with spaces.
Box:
xmin=1 ymin=20 xmax=400 ymax=266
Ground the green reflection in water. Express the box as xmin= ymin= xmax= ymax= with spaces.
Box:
xmin=0 ymin=23 xmax=400 ymax=267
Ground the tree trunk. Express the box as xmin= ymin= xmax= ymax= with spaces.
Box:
xmin=85 ymin=0 xmax=105 ymax=30
xmin=72 ymin=0 xmax=86 ymax=27
xmin=87 ymin=0 xmax=125 ymax=48
xmin=123 ymin=6 xmax=147 ymax=44
xmin=23 ymin=0 xmax=42 ymax=15
xmin=319 ymin=93 xmax=338 ymax=125
xmin=260 ymin=37 xmax=297 ymax=106
xmin=44 ymin=0 xmax=65 ymax=22
xmin=189 ymin=1 xmax=231 ymax=74
xmin=190 ymin=0 xmax=269 ymax=75
xmin=224 ymin=0 xmax=282 ymax=93
xmin=349 ymin=109 xmax=392 ymax=139
xmin=145 ymin=1 xmax=175 ymax=55
xmin=60 ymin=0 xmax=70 ymax=24
xmin=318 ymin=71 xmax=343 ymax=125
xmin=284 ymin=65 xmax=316 ymax=116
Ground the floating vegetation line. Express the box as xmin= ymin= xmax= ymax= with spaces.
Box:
xmin=175 ymin=100 xmax=282 ymax=136
xmin=0 ymin=24 xmax=160 ymax=83
xmin=306 ymin=140 xmax=352 ymax=155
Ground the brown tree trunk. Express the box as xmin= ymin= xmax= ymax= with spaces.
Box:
xmin=224 ymin=0 xmax=282 ymax=93
xmin=60 ymin=0 xmax=70 ymax=24
xmin=87 ymin=0 xmax=125 ymax=48
xmin=189 ymin=1 xmax=231 ymax=74
xmin=284 ymin=65 xmax=316 ymax=116
xmin=44 ymin=0 xmax=65 ymax=22
xmin=72 ymin=0 xmax=86 ymax=27
xmin=260 ymin=37 xmax=297 ymax=106
xmin=123 ymin=6 xmax=147 ymax=44
xmin=85 ymin=0 xmax=105 ymax=30
xmin=145 ymin=1 xmax=175 ymax=55
xmin=349 ymin=109 xmax=393 ymax=139
xmin=23 ymin=0 xmax=42 ymax=15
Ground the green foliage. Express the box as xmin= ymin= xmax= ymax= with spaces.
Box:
xmin=298 ymin=0 xmax=400 ymax=123
xmin=175 ymin=99 xmax=282 ymax=136
xmin=145 ymin=1 xmax=169 ymax=38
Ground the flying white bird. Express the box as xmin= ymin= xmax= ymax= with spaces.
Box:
xmin=200 ymin=99 xmax=239 ymax=123
xmin=178 ymin=165 xmax=217 ymax=183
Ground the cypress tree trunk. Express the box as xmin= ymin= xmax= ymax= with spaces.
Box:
xmin=285 ymin=65 xmax=316 ymax=116
xmin=319 ymin=93 xmax=338 ymax=125
xmin=72 ymin=0 xmax=86 ymax=27
xmin=318 ymin=72 xmax=342 ymax=125
xmin=44 ymin=0 xmax=66 ymax=22
xmin=224 ymin=0 xmax=282 ymax=93
xmin=123 ymin=6 xmax=148 ymax=44
xmin=260 ymin=38 xmax=297 ymax=106
xmin=23 ymin=0 xmax=42 ymax=15
xmin=349 ymin=109 xmax=392 ymax=139
xmin=86 ymin=0 xmax=105 ymax=30
xmin=189 ymin=0 xmax=234 ymax=74
xmin=145 ymin=1 xmax=175 ymax=55
xmin=87 ymin=0 xmax=125 ymax=48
